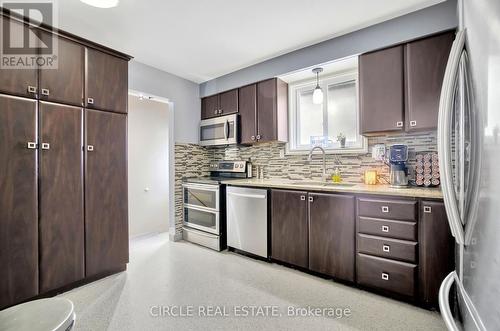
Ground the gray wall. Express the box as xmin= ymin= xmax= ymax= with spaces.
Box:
xmin=200 ymin=0 xmax=457 ymax=97
xmin=129 ymin=60 xmax=200 ymax=143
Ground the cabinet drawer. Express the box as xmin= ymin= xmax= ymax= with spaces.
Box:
xmin=357 ymin=253 xmax=416 ymax=297
xmin=358 ymin=198 xmax=417 ymax=221
xmin=357 ymin=234 xmax=417 ymax=263
xmin=358 ymin=216 xmax=417 ymax=241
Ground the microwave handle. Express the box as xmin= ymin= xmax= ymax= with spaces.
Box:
xmin=224 ymin=120 xmax=229 ymax=140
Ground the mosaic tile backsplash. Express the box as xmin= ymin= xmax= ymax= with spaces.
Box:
xmin=174 ymin=131 xmax=437 ymax=235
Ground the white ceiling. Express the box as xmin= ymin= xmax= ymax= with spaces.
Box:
xmin=56 ymin=0 xmax=444 ymax=83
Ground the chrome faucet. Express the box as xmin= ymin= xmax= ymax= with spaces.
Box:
xmin=308 ymin=146 xmax=327 ymax=180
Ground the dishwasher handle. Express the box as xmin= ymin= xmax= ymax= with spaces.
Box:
xmin=227 ymin=191 xmax=266 ymax=199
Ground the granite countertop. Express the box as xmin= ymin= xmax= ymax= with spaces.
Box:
xmin=221 ymin=178 xmax=443 ymax=199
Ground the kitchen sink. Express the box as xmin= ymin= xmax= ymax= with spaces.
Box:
xmin=290 ymin=181 xmax=356 ymax=187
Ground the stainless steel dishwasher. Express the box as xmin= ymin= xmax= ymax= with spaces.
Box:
xmin=226 ymin=186 xmax=268 ymax=258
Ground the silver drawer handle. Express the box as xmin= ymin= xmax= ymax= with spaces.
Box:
xmin=382 ymin=273 xmax=389 ymax=281
xmin=381 ymin=206 xmax=389 ymax=213
xmin=87 ymin=145 xmax=94 ymax=152
xmin=382 ymin=225 xmax=389 ymax=233
xmin=383 ymin=245 xmax=390 ymax=252
xmin=27 ymin=85 xmax=37 ymax=93
xmin=27 ymin=142 xmax=37 ymax=149
xmin=410 ymin=120 xmax=417 ymax=127
xmin=41 ymin=88 xmax=50 ymax=96
xmin=87 ymin=97 xmax=94 ymax=104
xmin=41 ymin=143 xmax=50 ymax=150
xmin=396 ymin=121 xmax=403 ymax=127
xmin=300 ymin=195 xmax=306 ymax=201
xmin=424 ymin=206 xmax=432 ymax=213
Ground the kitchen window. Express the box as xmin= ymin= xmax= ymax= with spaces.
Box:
xmin=287 ymin=71 xmax=367 ymax=154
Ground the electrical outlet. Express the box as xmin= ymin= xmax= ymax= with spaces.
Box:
xmin=279 ymin=149 xmax=285 ymax=158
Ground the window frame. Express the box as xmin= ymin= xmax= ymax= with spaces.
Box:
xmin=286 ymin=70 xmax=368 ymax=155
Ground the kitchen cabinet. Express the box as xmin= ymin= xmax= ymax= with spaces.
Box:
xmin=85 ymin=110 xmax=129 ymax=277
xmin=38 ymin=102 xmax=84 ymax=293
xmin=271 ymin=190 xmax=308 ymax=268
xmin=201 ymin=89 xmax=238 ymax=119
xmin=0 ymin=17 xmax=38 ymax=98
xmin=86 ymin=48 xmax=128 ymax=113
xmin=256 ymin=78 xmax=288 ymax=143
xmin=405 ymin=32 xmax=454 ymax=131
xmin=238 ymin=84 xmax=257 ymax=144
xmin=0 ymin=95 xmax=39 ymax=309
xmin=359 ymin=45 xmax=404 ymax=135
xmin=419 ymin=201 xmax=454 ymax=305
xmin=308 ymin=193 xmax=355 ymax=282
xmin=39 ymin=33 xmax=84 ymax=106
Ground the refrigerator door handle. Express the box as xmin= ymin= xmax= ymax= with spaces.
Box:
xmin=439 ymin=271 xmax=460 ymax=331
xmin=438 ymin=29 xmax=466 ymax=245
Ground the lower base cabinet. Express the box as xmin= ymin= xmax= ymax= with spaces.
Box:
xmin=308 ymin=193 xmax=355 ymax=282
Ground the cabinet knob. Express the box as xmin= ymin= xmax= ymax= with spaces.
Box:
xmin=26 ymin=142 xmax=37 ymax=149
xmin=87 ymin=145 xmax=94 ymax=152
xmin=381 ymin=225 xmax=389 ymax=233
xmin=381 ymin=206 xmax=389 ymax=213
xmin=218 ymin=109 xmax=222 ymax=114
xmin=424 ymin=206 xmax=432 ymax=213
xmin=308 ymin=196 xmax=314 ymax=202
xmin=87 ymin=97 xmax=94 ymax=105
xmin=381 ymin=272 xmax=390 ymax=281
xmin=410 ymin=120 xmax=417 ymax=127
xmin=41 ymin=143 xmax=50 ymax=150
xmin=41 ymin=88 xmax=50 ymax=96
xmin=300 ymin=195 xmax=306 ymax=201
xmin=27 ymin=85 xmax=37 ymax=93
xmin=383 ymin=245 xmax=390 ymax=252
xmin=256 ymin=134 xmax=261 ymax=140
xmin=214 ymin=110 xmax=218 ymax=115
xmin=251 ymin=136 xmax=256 ymax=141
xmin=396 ymin=121 xmax=403 ymax=128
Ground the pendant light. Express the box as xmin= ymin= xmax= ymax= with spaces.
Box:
xmin=312 ymin=67 xmax=323 ymax=104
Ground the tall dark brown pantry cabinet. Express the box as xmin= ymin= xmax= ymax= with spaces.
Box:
xmin=0 ymin=11 xmax=131 ymax=309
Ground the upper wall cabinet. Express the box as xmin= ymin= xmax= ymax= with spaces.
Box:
xmin=359 ymin=31 xmax=454 ymax=135
xmin=201 ymin=88 xmax=238 ymax=119
xmin=86 ymin=49 xmax=128 ymax=113
xmin=0 ymin=17 xmax=38 ymax=98
xmin=359 ymin=45 xmax=405 ymax=135
xmin=256 ymin=78 xmax=288 ymax=144
xmin=405 ymin=32 xmax=454 ymax=131
xmin=39 ymin=33 xmax=84 ymax=106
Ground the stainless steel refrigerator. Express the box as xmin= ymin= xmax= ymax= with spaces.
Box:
xmin=438 ymin=0 xmax=500 ymax=330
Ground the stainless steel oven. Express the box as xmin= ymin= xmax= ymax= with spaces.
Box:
xmin=182 ymin=183 xmax=220 ymax=235
xmin=199 ymin=114 xmax=238 ymax=146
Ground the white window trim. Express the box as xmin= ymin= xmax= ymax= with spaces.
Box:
xmin=286 ymin=70 xmax=368 ymax=155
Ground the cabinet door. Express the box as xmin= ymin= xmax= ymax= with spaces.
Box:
xmin=359 ymin=45 xmax=404 ymax=134
xmin=238 ymin=84 xmax=257 ymax=144
xmin=85 ymin=110 xmax=128 ymax=277
xmin=86 ymin=49 xmax=128 ymax=113
xmin=257 ymin=78 xmax=277 ymax=142
xmin=39 ymin=102 xmax=84 ymax=293
xmin=0 ymin=95 xmax=38 ymax=309
xmin=0 ymin=17 xmax=38 ymax=98
xmin=419 ymin=201 xmax=454 ymax=305
xmin=405 ymin=32 xmax=454 ymax=131
xmin=271 ymin=190 xmax=308 ymax=268
xmin=309 ymin=193 xmax=355 ymax=281
xmin=39 ymin=34 xmax=84 ymax=106
xmin=219 ymin=89 xmax=238 ymax=115
xmin=201 ymin=95 xmax=219 ymax=119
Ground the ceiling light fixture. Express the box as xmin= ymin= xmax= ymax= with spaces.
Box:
xmin=80 ymin=0 xmax=119 ymax=9
xmin=312 ymin=67 xmax=323 ymax=104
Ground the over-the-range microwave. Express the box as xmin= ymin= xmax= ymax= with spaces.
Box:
xmin=199 ymin=114 xmax=239 ymax=146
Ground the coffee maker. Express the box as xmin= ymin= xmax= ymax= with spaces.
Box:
xmin=389 ymin=144 xmax=409 ymax=188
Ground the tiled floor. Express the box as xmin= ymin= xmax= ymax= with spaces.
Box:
xmin=60 ymin=233 xmax=445 ymax=330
